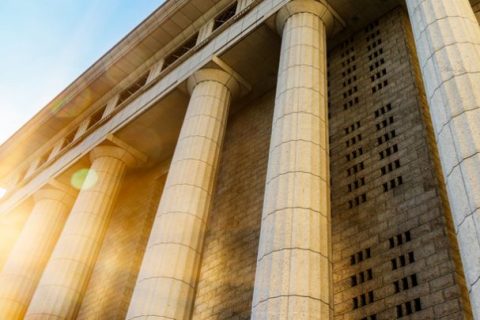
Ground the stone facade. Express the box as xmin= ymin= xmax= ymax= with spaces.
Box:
xmin=0 ymin=0 xmax=479 ymax=319
xmin=328 ymin=8 xmax=471 ymax=320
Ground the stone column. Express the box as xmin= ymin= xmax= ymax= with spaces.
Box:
xmin=126 ymin=69 xmax=239 ymax=320
xmin=406 ymin=0 xmax=480 ymax=316
xmin=25 ymin=145 xmax=137 ymax=320
xmin=0 ymin=187 xmax=74 ymax=320
xmin=251 ymin=1 xmax=334 ymax=319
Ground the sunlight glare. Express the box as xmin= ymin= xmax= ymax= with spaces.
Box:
xmin=70 ymin=168 xmax=98 ymax=190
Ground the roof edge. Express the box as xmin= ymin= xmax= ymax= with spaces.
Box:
xmin=0 ymin=0 xmax=179 ymax=157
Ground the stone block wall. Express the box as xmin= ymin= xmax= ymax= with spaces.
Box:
xmin=328 ymin=8 xmax=470 ymax=320
xmin=76 ymin=165 xmax=167 ymax=319
xmin=191 ymin=91 xmax=274 ymax=319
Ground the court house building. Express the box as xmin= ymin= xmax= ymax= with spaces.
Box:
xmin=0 ymin=0 xmax=480 ymax=319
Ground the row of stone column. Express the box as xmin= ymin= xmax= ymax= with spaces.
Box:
xmin=0 ymin=146 xmax=139 ymax=319
xmin=126 ymin=1 xmax=335 ymax=319
xmin=0 ymin=0 xmax=479 ymax=318
xmin=0 ymin=66 xmax=244 ymax=320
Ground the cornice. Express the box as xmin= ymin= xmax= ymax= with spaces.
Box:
xmin=0 ymin=0 xmax=184 ymax=165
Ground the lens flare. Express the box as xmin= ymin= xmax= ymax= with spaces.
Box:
xmin=49 ymin=85 xmax=92 ymax=118
xmin=70 ymin=168 xmax=98 ymax=190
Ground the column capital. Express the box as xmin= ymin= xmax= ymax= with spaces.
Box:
xmin=187 ymin=68 xmax=240 ymax=97
xmin=90 ymin=145 xmax=139 ymax=168
xmin=33 ymin=187 xmax=75 ymax=205
xmin=276 ymin=0 xmax=339 ymax=34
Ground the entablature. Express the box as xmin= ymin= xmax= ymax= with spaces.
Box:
xmin=3 ymin=0 xmax=444 ymax=213
xmin=0 ymin=0 xmax=253 ymax=198
xmin=0 ymin=0 xmax=270 ymax=212
xmin=0 ymin=0 xmax=248 ymax=186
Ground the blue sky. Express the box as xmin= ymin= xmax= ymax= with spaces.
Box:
xmin=0 ymin=0 xmax=165 ymax=144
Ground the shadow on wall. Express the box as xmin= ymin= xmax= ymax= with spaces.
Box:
xmin=192 ymin=90 xmax=275 ymax=319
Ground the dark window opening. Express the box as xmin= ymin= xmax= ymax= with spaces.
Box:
xmin=351 ymin=275 xmax=357 ymax=287
xmin=408 ymin=251 xmax=415 ymax=263
xmin=414 ymin=298 xmax=422 ymax=311
xmin=405 ymin=230 xmax=411 ymax=241
xmin=405 ymin=301 xmax=413 ymax=315
xmin=391 ymin=258 xmax=398 ymax=270
xmin=213 ymin=2 xmax=237 ymax=30
xmin=397 ymin=234 xmax=403 ymax=245
xmin=117 ymin=73 xmax=149 ymax=106
xmin=61 ymin=130 xmax=77 ymax=149
xmin=389 ymin=229 xmax=411 ymax=247
xmin=394 ymin=280 xmax=400 ymax=293
xmin=163 ymin=33 xmax=199 ymax=70
xmin=87 ymin=105 xmax=107 ymax=130
xmin=368 ymin=291 xmax=374 ymax=303
xmin=396 ymin=305 xmax=403 ymax=318
xmin=358 ymin=251 xmax=364 ymax=262
xmin=411 ymin=274 xmax=418 ymax=286
xmin=367 ymin=268 xmax=373 ymax=280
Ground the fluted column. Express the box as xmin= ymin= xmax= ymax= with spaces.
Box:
xmin=25 ymin=145 xmax=137 ymax=320
xmin=126 ymin=68 xmax=239 ymax=320
xmin=406 ymin=0 xmax=480 ymax=316
xmin=0 ymin=187 xmax=74 ymax=320
xmin=251 ymin=1 xmax=334 ymax=319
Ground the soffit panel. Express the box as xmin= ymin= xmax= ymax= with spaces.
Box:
xmin=114 ymin=89 xmax=189 ymax=164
